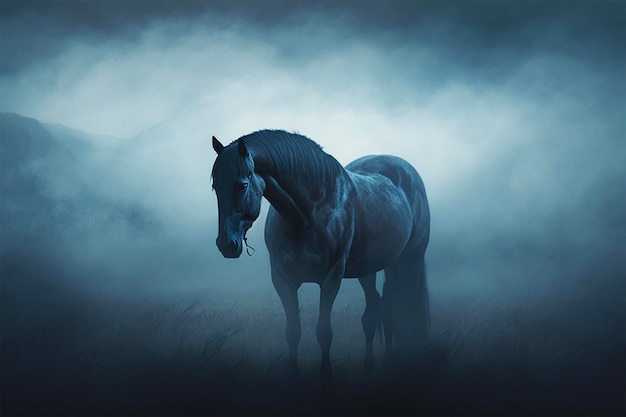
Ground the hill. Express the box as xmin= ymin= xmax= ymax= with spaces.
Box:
xmin=44 ymin=122 xmax=124 ymax=162
xmin=0 ymin=112 xmax=160 ymax=248
xmin=1 ymin=113 xmax=84 ymax=240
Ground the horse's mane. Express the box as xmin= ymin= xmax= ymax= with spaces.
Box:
xmin=214 ymin=130 xmax=344 ymax=187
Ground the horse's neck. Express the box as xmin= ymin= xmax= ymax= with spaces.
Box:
xmin=254 ymin=153 xmax=348 ymax=228
xmin=261 ymin=173 xmax=312 ymax=227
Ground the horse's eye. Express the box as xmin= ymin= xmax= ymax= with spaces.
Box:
xmin=236 ymin=182 xmax=248 ymax=192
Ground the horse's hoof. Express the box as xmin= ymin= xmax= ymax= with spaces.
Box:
xmin=384 ymin=348 xmax=394 ymax=362
xmin=320 ymin=362 xmax=332 ymax=383
xmin=288 ymin=363 xmax=300 ymax=379
xmin=364 ymin=356 xmax=375 ymax=375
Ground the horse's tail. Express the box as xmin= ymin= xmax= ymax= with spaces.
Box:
xmin=414 ymin=257 xmax=430 ymax=339
xmin=388 ymin=252 xmax=430 ymax=354
xmin=383 ymin=160 xmax=430 ymax=355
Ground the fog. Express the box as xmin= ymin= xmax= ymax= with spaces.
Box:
xmin=1 ymin=1 xmax=624 ymax=414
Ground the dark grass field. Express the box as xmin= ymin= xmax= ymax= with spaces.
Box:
xmin=2 ymin=237 xmax=623 ymax=416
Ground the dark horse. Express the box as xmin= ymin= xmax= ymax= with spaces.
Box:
xmin=211 ymin=130 xmax=430 ymax=381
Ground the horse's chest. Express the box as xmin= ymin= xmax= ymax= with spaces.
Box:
xmin=266 ymin=207 xmax=350 ymax=283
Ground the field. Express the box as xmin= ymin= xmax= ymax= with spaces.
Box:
xmin=2 ymin=233 xmax=623 ymax=416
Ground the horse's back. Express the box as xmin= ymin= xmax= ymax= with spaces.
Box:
xmin=346 ymin=155 xmax=430 ymax=254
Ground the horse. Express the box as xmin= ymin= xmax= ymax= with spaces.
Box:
xmin=211 ymin=130 xmax=430 ymax=381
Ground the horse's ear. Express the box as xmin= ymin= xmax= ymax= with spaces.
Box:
xmin=238 ymin=138 xmax=248 ymax=157
xmin=212 ymin=136 xmax=224 ymax=155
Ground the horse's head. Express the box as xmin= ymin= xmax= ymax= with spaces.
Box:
xmin=211 ymin=136 xmax=265 ymax=258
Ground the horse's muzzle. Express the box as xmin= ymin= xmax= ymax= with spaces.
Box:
xmin=216 ymin=237 xmax=242 ymax=258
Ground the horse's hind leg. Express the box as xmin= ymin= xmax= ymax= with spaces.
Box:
xmin=271 ymin=266 xmax=302 ymax=377
xmin=358 ymin=273 xmax=381 ymax=374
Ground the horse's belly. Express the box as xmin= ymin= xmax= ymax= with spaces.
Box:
xmin=344 ymin=174 xmax=415 ymax=277
xmin=344 ymin=233 xmax=407 ymax=277
xmin=344 ymin=205 xmax=413 ymax=277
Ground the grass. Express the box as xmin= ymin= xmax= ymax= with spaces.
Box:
xmin=1 ymin=233 xmax=624 ymax=416
xmin=2 ymin=274 xmax=624 ymax=416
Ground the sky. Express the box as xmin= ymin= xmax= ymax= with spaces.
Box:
xmin=1 ymin=0 xmax=624 ymax=301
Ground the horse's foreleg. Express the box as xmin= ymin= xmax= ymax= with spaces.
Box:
xmin=317 ymin=271 xmax=342 ymax=383
xmin=272 ymin=270 xmax=301 ymax=377
xmin=358 ymin=273 xmax=380 ymax=374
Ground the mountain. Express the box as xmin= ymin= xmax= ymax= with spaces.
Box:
xmin=107 ymin=110 xmax=217 ymax=226
xmin=1 ymin=113 xmax=83 ymax=239
xmin=1 ymin=112 xmax=80 ymax=182
xmin=0 ymin=112 xmax=157 ymax=245
xmin=44 ymin=122 xmax=124 ymax=162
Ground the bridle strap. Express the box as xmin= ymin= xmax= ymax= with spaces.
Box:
xmin=243 ymin=233 xmax=255 ymax=256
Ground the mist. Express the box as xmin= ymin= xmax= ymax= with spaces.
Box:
xmin=1 ymin=1 xmax=624 ymax=415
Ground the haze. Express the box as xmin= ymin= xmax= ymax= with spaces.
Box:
xmin=1 ymin=1 xmax=624 ymax=414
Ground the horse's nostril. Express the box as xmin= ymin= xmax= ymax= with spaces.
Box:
xmin=217 ymin=237 xmax=239 ymax=255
